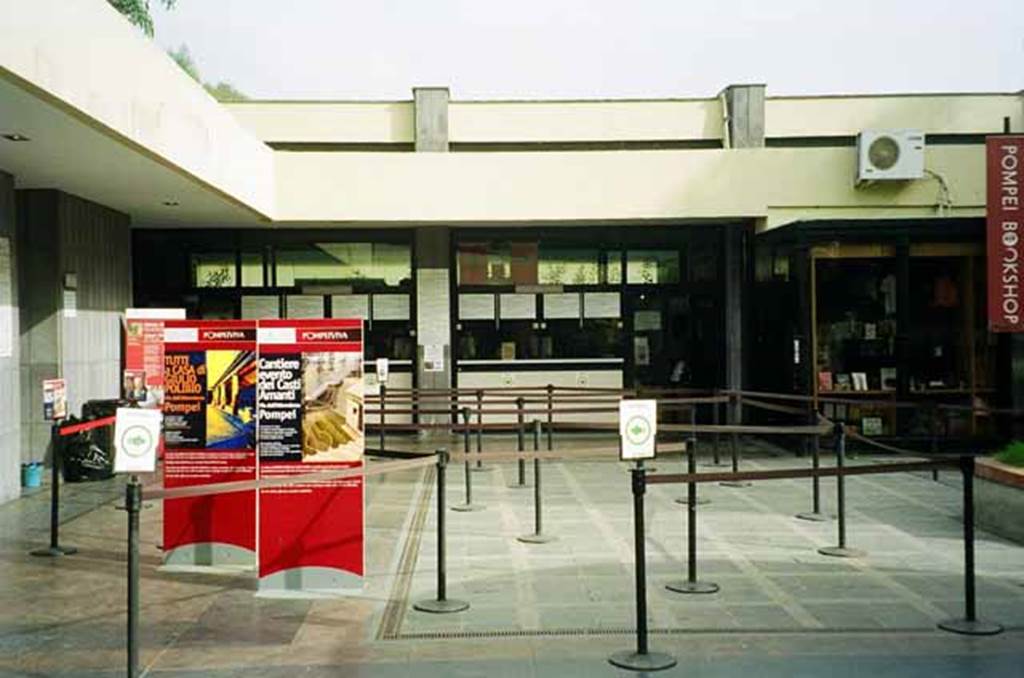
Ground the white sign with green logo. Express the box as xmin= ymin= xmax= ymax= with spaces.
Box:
xmin=619 ymin=399 xmax=657 ymax=460
xmin=114 ymin=408 xmax=162 ymax=473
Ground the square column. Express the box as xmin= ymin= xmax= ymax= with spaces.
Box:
xmin=415 ymin=227 xmax=452 ymax=431
xmin=0 ymin=171 xmax=19 ymax=505
xmin=414 ymin=87 xmax=450 ymax=153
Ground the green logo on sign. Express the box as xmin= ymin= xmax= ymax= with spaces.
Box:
xmin=121 ymin=425 xmax=154 ymax=458
xmin=625 ymin=415 xmax=652 ymax=446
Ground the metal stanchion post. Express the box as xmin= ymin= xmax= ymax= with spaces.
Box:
xmin=797 ymin=404 xmax=830 ymax=522
xmin=126 ymin=475 xmax=141 ymax=678
xmin=31 ymin=423 xmax=78 ymax=557
xmin=720 ymin=392 xmax=751 ymax=487
xmin=546 ymin=383 xmax=554 ymax=451
xmin=666 ymin=429 xmax=719 ymax=595
xmin=379 ymin=383 xmax=387 ymax=454
xmin=453 ymin=409 xmax=484 ymax=512
xmin=414 ymin=449 xmax=470 ymax=614
xmin=609 ymin=466 xmax=677 ymax=672
xmin=472 ymin=389 xmax=491 ymax=472
xmin=938 ymin=455 xmax=1003 ymax=636
xmin=704 ymin=394 xmax=727 ymax=468
xmin=676 ymin=406 xmax=710 ymax=505
xmin=518 ymin=420 xmax=555 ymax=544
xmin=930 ymin=405 xmax=940 ymax=482
xmin=508 ymin=396 xmax=529 ymax=489
xmin=818 ymin=424 xmax=865 ymax=558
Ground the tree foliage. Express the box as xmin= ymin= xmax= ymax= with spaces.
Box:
xmin=167 ymin=44 xmax=200 ymax=81
xmin=110 ymin=2 xmax=249 ymax=102
xmin=168 ymin=44 xmax=249 ymax=102
xmin=107 ymin=0 xmax=176 ymax=37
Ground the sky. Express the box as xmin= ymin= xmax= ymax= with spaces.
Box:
xmin=151 ymin=0 xmax=1024 ymax=101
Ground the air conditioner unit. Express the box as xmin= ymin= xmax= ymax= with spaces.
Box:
xmin=856 ymin=130 xmax=925 ymax=183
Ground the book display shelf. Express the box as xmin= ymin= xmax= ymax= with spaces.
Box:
xmin=811 ymin=242 xmax=992 ymax=438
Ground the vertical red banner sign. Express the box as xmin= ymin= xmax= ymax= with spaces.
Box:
xmin=987 ymin=136 xmax=1024 ymax=332
xmin=257 ymin=318 xmax=365 ymax=595
xmin=162 ymin=320 xmax=258 ymax=568
xmin=124 ymin=309 xmax=185 ymax=408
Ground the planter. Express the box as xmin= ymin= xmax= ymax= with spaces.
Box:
xmin=975 ymin=458 xmax=1024 ymax=545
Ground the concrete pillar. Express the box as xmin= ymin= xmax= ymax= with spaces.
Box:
xmin=413 ymin=86 xmax=452 ymax=433
xmin=0 ymin=171 xmax=20 ymax=504
xmin=724 ymin=224 xmax=746 ymax=407
xmin=415 ymin=226 xmax=451 ymax=432
xmin=720 ymin=85 xmax=764 ymax=407
xmin=414 ymin=87 xmax=450 ymax=152
xmin=17 ymin=190 xmax=131 ymax=466
xmin=721 ymin=84 xmax=766 ymax=149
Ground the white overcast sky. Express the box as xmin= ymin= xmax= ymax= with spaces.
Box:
xmin=152 ymin=0 xmax=1024 ymax=100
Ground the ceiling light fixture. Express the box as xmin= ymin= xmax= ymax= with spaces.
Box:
xmin=2 ymin=133 xmax=30 ymax=142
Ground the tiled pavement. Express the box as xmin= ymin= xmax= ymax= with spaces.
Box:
xmin=1 ymin=435 xmax=1022 ymax=677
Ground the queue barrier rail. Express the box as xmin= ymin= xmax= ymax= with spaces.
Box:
xmin=30 ymin=414 xmax=120 ymax=559
xmin=609 ymin=421 xmax=1004 ymax=670
xmin=107 ymin=385 xmax=1006 ymax=675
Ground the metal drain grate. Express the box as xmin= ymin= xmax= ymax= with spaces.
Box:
xmin=390 ymin=624 xmax=1014 ymax=641
xmin=376 ymin=466 xmax=435 ymax=641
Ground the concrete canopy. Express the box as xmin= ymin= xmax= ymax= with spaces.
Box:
xmin=0 ymin=0 xmax=274 ymax=227
xmin=0 ymin=71 xmax=267 ymax=226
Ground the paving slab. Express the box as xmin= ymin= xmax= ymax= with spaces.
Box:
xmin=0 ymin=435 xmax=1022 ymax=677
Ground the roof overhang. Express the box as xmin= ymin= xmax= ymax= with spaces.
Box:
xmin=0 ymin=0 xmax=275 ymax=226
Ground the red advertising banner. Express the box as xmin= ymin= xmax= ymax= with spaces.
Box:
xmin=987 ymin=136 xmax=1024 ymax=332
xmin=162 ymin=320 xmax=258 ymax=568
xmin=257 ymin=318 xmax=365 ymax=595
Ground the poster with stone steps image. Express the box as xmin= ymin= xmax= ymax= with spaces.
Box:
xmin=256 ymin=318 xmax=365 ymax=597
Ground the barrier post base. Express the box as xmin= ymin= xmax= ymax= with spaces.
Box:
xmin=817 ymin=546 xmax=866 ymax=558
xmin=665 ymin=579 xmax=719 ymax=595
xmin=506 ymin=482 xmax=531 ymax=490
xmin=608 ymin=650 xmax=677 ymax=672
xmin=30 ymin=545 xmax=78 ymax=557
xmin=517 ymin=533 xmax=556 ymax=544
xmin=795 ymin=511 xmax=832 ymax=522
xmin=470 ymin=465 xmax=494 ymax=473
xmin=451 ymin=503 xmax=485 ymax=513
xmin=413 ymin=598 xmax=470 ymax=614
xmin=675 ymin=495 xmax=711 ymax=506
xmin=937 ymin=618 xmax=1004 ymax=636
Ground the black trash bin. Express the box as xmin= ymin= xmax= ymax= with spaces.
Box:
xmin=60 ymin=399 xmax=128 ymax=482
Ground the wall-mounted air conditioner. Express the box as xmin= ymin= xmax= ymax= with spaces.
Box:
xmin=856 ymin=130 xmax=925 ymax=183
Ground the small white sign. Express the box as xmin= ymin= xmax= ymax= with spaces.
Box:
xmin=114 ymin=408 xmax=162 ymax=473
xmin=375 ymin=358 xmax=390 ymax=385
xmin=619 ymin=399 xmax=657 ymax=461
xmin=256 ymin=326 xmax=295 ymax=344
xmin=423 ymin=344 xmax=445 ymax=372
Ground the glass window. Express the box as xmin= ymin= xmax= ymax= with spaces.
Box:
xmin=191 ymin=253 xmax=236 ymax=288
xmin=815 ymin=258 xmax=898 ymax=391
xmin=241 ymin=251 xmax=264 ymax=287
xmin=275 ymin=243 xmax=411 ymax=287
xmin=538 ymin=247 xmax=600 ymax=285
xmin=627 ymin=250 xmax=681 ymax=284
xmin=457 ymin=242 xmax=538 ymax=286
xmin=607 ymin=251 xmax=623 ymax=284
xmin=908 ymin=257 xmax=968 ymax=392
